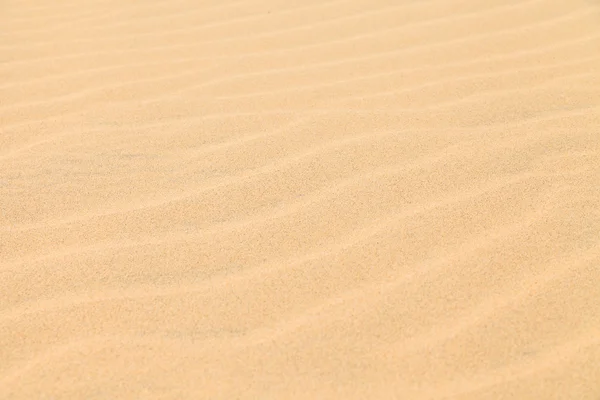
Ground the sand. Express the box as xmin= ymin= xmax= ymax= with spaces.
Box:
xmin=2 ymin=0 xmax=600 ymax=399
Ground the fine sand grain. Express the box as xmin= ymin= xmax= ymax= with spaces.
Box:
xmin=2 ymin=0 xmax=600 ymax=399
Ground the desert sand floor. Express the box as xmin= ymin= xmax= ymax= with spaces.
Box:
xmin=2 ymin=0 xmax=600 ymax=399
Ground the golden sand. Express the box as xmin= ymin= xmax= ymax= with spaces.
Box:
xmin=2 ymin=1 xmax=600 ymax=398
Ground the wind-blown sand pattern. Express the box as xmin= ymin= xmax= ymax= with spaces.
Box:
xmin=2 ymin=0 xmax=600 ymax=398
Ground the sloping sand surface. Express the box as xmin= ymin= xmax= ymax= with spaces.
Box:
xmin=2 ymin=0 xmax=600 ymax=399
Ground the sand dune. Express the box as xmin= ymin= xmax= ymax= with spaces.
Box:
xmin=2 ymin=0 xmax=600 ymax=398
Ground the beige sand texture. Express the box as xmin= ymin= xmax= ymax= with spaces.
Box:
xmin=2 ymin=0 xmax=600 ymax=399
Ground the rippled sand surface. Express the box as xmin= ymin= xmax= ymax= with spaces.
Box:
xmin=2 ymin=1 xmax=600 ymax=399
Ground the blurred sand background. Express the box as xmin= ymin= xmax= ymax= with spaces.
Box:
xmin=2 ymin=0 xmax=600 ymax=399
